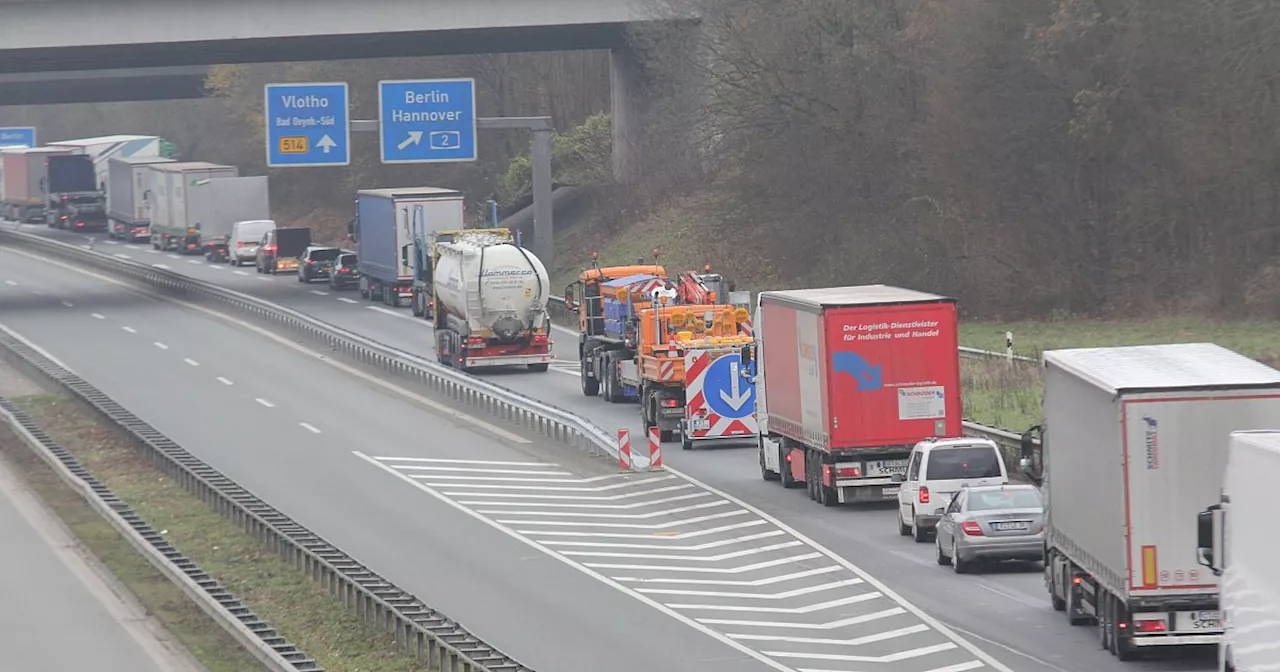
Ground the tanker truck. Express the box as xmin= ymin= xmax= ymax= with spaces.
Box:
xmin=432 ymin=231 xmax=552 ymax=373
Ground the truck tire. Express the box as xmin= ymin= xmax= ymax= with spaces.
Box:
xmin=1109 ymin=593 xmax=1136 ymax=660
xmin=780 ymin=445 xmax=801 ymax=489
xmin=580 ymin=357 xmax=600 ymax=396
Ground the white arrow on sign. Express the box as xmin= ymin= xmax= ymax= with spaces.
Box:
xmin=397 ymin=130 xmax=423 ymax=151
xmin=317 ymin=135 xmax=337 ymax=153
xmin=720 ymin=361 xmax=752 ymax=411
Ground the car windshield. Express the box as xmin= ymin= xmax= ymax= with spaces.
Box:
xmin=309 ymin=248 xmax=340 ymax=261
xmin=926 ymin=446 xmax=1002 ymax=480
xmin=967 ymin=489 xmax=1042 ymax=511
xmin=339 ymin=254 xmax=357 ymax=267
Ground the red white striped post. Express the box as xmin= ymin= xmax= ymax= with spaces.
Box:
xmin=648 ymin=426 xmax=663 ymax=471
xmin=617 ymin=429 xmax=632 ymax=471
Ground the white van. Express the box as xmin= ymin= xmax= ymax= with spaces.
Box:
xmin=895 ymin=436 xmax=1009 ymax=541
xmin=227 ymin=219 xmax=276 ymax=266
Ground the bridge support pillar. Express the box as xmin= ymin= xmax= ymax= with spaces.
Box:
xmin=610 ymin=46 xmax=646 ymax=184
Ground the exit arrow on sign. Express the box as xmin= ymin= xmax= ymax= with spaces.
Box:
xmin=317 ymin=135 xmax=337 ymax=153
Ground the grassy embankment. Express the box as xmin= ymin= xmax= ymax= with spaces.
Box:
xmin=0 ymin=381 xmax=429 ymax=671
xmin=554 ymin=199 xmax=1280 ymax=432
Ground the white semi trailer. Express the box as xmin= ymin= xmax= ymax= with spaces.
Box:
xmin=432 ymin=231 xmax=552 ymax=372
xmin=1197 ymin=430 xmax=1280 ymax=672
xmin=1019 ymin=343 xmax=1280 ymax=661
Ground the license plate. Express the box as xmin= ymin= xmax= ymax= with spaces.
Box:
xmin=690 ymin=418 xmax=710 ymax=431
xmin=992 ymin=521 xmax=1030 ymax=531
xmin=865 ymin=459 xmax=909 ymax=478
xmin=660 ymin=407 xmax=684 ymax=417
xmin=881 ymin=486 xmax=900 ymax=496
xmin=1181 ymin=611 xmax=1223 ymax=630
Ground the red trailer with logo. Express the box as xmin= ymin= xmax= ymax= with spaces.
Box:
xmin=742 ymin=285 xmax=963 ymax=506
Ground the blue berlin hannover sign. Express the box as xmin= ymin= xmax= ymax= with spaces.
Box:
xmin=378 ymin=78 xmax=477 ymax=164
xmin=0 ymin=127 xmax=37 ymax=148
xmin=264 ymin=82 xmax=351 ymax=168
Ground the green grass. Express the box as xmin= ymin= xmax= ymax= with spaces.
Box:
xmin=13 ymin=394 xmax=430 ymax=672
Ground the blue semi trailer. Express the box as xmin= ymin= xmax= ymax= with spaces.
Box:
xmin=352 ymin=187 xmax=465 ymax=307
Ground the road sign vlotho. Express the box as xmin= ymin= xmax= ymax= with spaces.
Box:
xmin=702 ymin=353 xmax=756 ymax=419
xmin=264 ymin=82 xmax=350 ymax=167
xmin=378 ymin=78 xmax=477 ymax=164
xmin=0 ymin=127 xmax=36 ymax=148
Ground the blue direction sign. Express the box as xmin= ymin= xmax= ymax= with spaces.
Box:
xmin=704 ymin=354 xmax=756 ymax=419
xmin=378 ymin=78 xmax=477 ymax=164
xmin=0 ymin=127 xmax=36 ymax=148
xmin=264 ymin=82 xmax=350 ymax=167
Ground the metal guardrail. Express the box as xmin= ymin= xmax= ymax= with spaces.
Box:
xmin=0 ymin=395 xmax=316 ymax=672
xmin=0 ymin=330 xmax=533 ymax=672
xmin=1 ymin=228 xmax=1038 ymax=460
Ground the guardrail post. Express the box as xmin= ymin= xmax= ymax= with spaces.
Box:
xmin=1005 ymin=330 xmax=1014 ymax=365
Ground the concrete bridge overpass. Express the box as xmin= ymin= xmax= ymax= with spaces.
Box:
xmin=0 ymin=0 xmax=695 ymax=179
xmin=0 ymin=67 xmax=210 ymax=106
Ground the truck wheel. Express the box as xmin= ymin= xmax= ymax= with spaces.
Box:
xmin=527 ymin=363 xmax=549 ymax=372
xmin=1098 ymin=589 xmax=1112 ymax=650
xmin=580 ymin=358 xmax=600 ymax=396
xmin=682 ymin=432 xmax=693 ymax=451
xmin=779 ymin=445 xmax=800 ymax=489
xmin=660 ymin=429 xmax=674 ymax=442
xmin=1110 ymin=594 xmax=1136 ymax=660
xmin=411 ymin=295 xmax=423 ymax=317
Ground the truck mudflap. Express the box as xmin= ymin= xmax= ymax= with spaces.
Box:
xmin=682 ymin=348 xmax=758 ymax=445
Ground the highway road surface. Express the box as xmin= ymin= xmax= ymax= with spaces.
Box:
xmin=0 ymin=416 xmax=201 ymax=672
xmin=7 ymin=225 xmax=1219 ymax=672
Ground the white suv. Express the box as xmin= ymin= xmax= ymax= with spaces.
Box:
xmin=895 ymin=437 xmax=1008 ymax=542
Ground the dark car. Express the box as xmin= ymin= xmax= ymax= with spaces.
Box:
xmin=329 ymin=252 xmax=360 ymax=290
xmin=257 ymin=226 xmax=312 ymax=274
xmin=297 ymin=245 xmax=342 ymax=283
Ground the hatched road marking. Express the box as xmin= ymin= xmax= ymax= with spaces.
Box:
xmin=358 ymin=453 xmax=1006 ymax=672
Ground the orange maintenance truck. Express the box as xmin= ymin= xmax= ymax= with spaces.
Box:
xmin=565 ymin=254 xmax=757 ymax=447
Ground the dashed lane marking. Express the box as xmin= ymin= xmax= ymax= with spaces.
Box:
xmin=61 ymin=300 xmax=74 ymax=308
xmin=359 ymin=454 xmax=1005 ymax=672
xmin=153 ymin=342 xmax=169 ymax=350
xmin=122 ymin=326 xmax=137 ymax=334
xmin=216 ymin=377 xmax=234 ymax=386
xmin=91 ymin=313 xmax=105 ymax=320
xmin=233 ymin=270 xmax=248 ymax=276
xmin=367 ymin=305 xmax=419 ymax=322
xmin=337 ymin=297 xmax=358 ymax=304
xmin=309 ymin=290 xmax=328 ymax=296
xmin=151 ymin=264 xmax=170 ymax=270
xmin=300 ymin=422 xmax=322 ymax=434
xmin=255 ymin=398 xmax=274 ymax=408
xmin=183 ymin=358 xmax=199 ymax=366
xmin=3 ymin=280 xmax=17 ymax=286
xmin=186 ymin=259 xmax=202 ymax=265
xmin=114 ymin=253 xmax=131 ymax=259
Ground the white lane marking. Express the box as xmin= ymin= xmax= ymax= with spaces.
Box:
xmin=114 ymin=253 xmax=131 ymax=259
xmin=186 ymin=259 xmax=202 ymax=265
xmin=544 ymin=530 xmax=780 ymax=549
xmin=972 ymin=580 xmax=1043 ymax=609
xmin=233 ymin=270 xmax=248 ymax=276
xmin=506 ymin=510 xmax=750 ymax=529
xmin=337 ymin=297 xmax=358 ymax=304
xmin=614 ymin=566 xmax=843 ymax=586
xmin=522 ymin=520 xmax=768 ymax=540
xmin=671 ymin=593 xmax=881 ymax=613
xmin=104 ymin=239 xmax=119 ymax=244
xmin=60 ymin=300 xmax=74 ymax=308
xmin=166 ymin=254 xmax=180 ymax=260
xmin=3 ymin=280 xmax=17 ymax=286
xmin=300 ymin=422 xmax=322 ymax=434
xmin=374 ymin=457 xmax=552 ymax=466
xmin=480 ymin=500 xmax=733 ymax=520
xmin=353 ymin=451 xmax=798 ymax=672
xmin=585 ymin=553 xmax=819 ymax=574
xmin=404 ymin=466 xmax=573 ymax=476
xmin=91 ymin=313 xmax=105 ymax=320
xmin=208 ymin=265 xmax=223 ymax=270
xmin=637 ymin=578 xmax=860 ymax=599
xmin=256 ymin=277 xmax=271 ymax=282
xmin=0 ymin=248 xmax=550 ymax=451
xmin=153 ymin=341 xmax=169 ymax=350
xmin=941 ymin=625 xmax=1068 ymax=672
xmin=408 ymin=473 xmax=631 ymax=483
xmin=216 ymin=377 xmax=234 ymax=386
xmin=416 ymin=476 xmax=675 ymax=491
xmin=0 ymin=322 xmax=78 ymax=373
xmin=773 ymin=642 xmax=958 ymax=663
xmin=444 ymin=484 xmax=694 ymax=500
xmin=550 ymin=367 xmax=578 ymax=378
xmin=255 ymin=398 xmax=274 ymax=408
xmin=701 ymin=607 xmax=906 ymax=629
xmin=560 ymin=539 xmax=798 ymax=559
xmin=146 ymin=249 xmax=159 ymax=254
xmin=151 ymin=264 xmax=170 ymax=270
xmin=122 ymin=326 xmax=137 ymax=334
xmin=461 ymin=492 xmax=714 ymax=510
xmin=183 ymin=358 xmax=199 ymax=366
xmin=730 ymin=623 xmax=930 ymax=645
xmin=309 ymin=290 xmax=328 ymax=296
xmin=367 ymin=305 xmax=418 ymax=321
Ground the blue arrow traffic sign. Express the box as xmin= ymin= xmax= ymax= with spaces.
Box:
xmin=0 ymin=127 xmax=36 ymax=148
xmin=832 ymin=351 xmax=883 ymax=391
xmin=703 ymin=354 xmax=756 ymax=419
xmin=378 ymin=78 xmax=477 ymax=164
xmin=264 ymin=82 xmax=350 ymax=168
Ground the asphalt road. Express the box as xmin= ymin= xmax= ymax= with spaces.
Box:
xmin=0 ymin=422 xmax=199 ymax=672
xmin=11 ymin=225 xmax=1218 ymax=672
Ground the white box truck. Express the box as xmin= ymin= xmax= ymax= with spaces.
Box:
xmin=1019 ymin=343 xmax=1280 ymax=661
xmin=148 ymin=162 xmax=238 ymax=252
xmin=106 ymin=156 xmax=174 ymax=240
xmin=186 ymin=176 xmax=270 ymax=263
xmin=1197 ymin=430 xmax=1280 ymax=672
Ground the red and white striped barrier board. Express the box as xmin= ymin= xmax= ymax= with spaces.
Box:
xmin=647 ymin=426 xmax=663 ymax=471
xmin=617 ymin=428 xmax=632 ymax=471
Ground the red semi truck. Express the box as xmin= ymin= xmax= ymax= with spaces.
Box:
xmin=740 ymin=285 xmax=964 ymax=506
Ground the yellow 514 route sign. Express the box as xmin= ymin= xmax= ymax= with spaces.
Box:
xmin=278 ymin=136 xmax=308 ymax=154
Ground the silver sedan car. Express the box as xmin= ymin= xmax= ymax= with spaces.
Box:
xmin=934 ymin=483 xmax=1044 ymax=573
